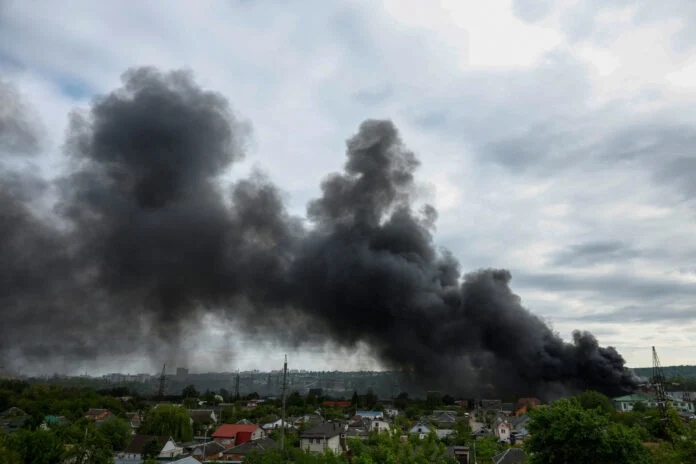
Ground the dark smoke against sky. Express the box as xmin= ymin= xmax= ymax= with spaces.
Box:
xmin=0 ymin=67 xmax=637 ymax=397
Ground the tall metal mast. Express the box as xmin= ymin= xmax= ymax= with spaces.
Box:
xmin=281 ymin=355 xmax=288 ymax=452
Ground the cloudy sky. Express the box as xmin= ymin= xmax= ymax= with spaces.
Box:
xmin=2 ymin=0 xmax=696 ymax=374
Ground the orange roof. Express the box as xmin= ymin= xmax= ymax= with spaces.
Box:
xmin=212 ymin=424 xmax=260 ymax=438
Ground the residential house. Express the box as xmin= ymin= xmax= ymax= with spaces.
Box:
xmin=516 ymin=398 xmax=540 ymax=409
xmin=212 ymin=424 xmax=264 ymax=449
xmin=491 ymin=448 xmax=527 ymax=463
xmin=409 ymin=422 xmax=432 ymax=439
xmin=342 ymin=426 xmax=369 ymax=441
xmin=436 ymin=429 xmax=455 ymax=440
xmin=355 ymin=411 xmax=383 ymax=420
xmin=445 ymin=446 xmax=470 ymax=464
xmin=125 ymin=412 xmax=141 ymax=431
xmin=190 ymin=441 xmax=226 ymax=461
xmin=509 ymin=415 xmax=530 ymax=444
xmin=670 ymin=391 xmax=696 ymax=402
xmin=667 ymin=394 xmax=696 ymax=413
xmin=430 ymin=411 xmax=457 ymax=428
xmin=481 ymin=400 xmax=502 ymax=411
xmin=188 ymin=409 xmax=217 ymax=425
xmin=221 ymin=437 xmax=279 ymax=461
xmin=262 ymin=419 xmax=290 ymax=433
xmin=472 ymin=427 xmax=493 ymax=439
xmin=85 ymin=408 xmax=112 ymax=421
xmin=0 ymin=407 xmax=30 ymax=434
xmin=245 ymin=399 xmax=265 ymax=409
xmin=293 ymin=414 xmax=323 ymax=429
xmin=115 ymin=434 xmax=182 ymax=463
xmin=367 ymin=418 xmax=391 ymax=434
xmin=510 ymin=427 xmax=530 ymax=445
xmin=170 ymin=457 xmax=200 ymax=464
xmin=613 ymin=393 xmax=694 ymax=413
xmin=300 ymin=422 xmax=343 ymax=454
xmin=384 ymin=408 xmax=400 ymax=418
xmin=501 ymin=403 xmax=514 ymax=415
xmin=41 ymin=415 xmax=70 ymax=430
xmin=495 ymin=420 xmax=511 ymax=443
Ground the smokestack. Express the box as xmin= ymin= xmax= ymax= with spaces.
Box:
xmin=0 ymin=67 xmax=637 ymax=397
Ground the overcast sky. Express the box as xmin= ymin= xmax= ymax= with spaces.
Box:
xmin=2 ymin=0 xmax=696 ymax=374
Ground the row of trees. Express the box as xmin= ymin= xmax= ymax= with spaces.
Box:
xmin=0 ymin=416 xmax=132 ymax=464
xmin=524 ymin=391 xmax=696 ymax=463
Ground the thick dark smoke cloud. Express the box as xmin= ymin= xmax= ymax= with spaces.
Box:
xmin=0 ymin=67 xmax=637 ymax=397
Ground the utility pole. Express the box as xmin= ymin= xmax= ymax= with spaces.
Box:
xmin=281 ymin=354 xmax=288 ymax=453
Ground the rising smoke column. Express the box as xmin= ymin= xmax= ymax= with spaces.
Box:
xmin=288 ymin=120 xmax=636 ymax=397
xmin=0 ymin=67 xmax=636 ymax=397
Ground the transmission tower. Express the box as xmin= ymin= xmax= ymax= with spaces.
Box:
xmin=652 ymin=347 xmax=668 ymax=418
xmin=157 ymin=364 xmax=167 ymax=400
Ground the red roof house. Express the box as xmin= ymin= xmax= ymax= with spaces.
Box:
xmin=212 ymin=424 xmax=264 ymax=448
xmin=322 ymin=401 xmax=351 ymax=408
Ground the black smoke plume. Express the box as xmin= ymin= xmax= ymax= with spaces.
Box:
xmin=0 ymin=67 xmax=637 ymax=397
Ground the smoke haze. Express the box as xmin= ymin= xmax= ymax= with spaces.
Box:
xmin=0 ymin=67 xmax=637 ymax=397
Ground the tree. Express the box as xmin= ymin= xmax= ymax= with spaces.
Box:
xmin=631 ymin=401 xmax=647 ymax=412
xmin=182 ymin=384 xmax=199 ymax=398
xmin=142 ymin=438 xmax=163 ymax=460
xmin=426 ymin=392 xmax=442 ymax=410
xmin=364 ymin=388 xmax=378 ymax=409
xmin=96 ymin=416 xmax=131 ymax=451
xmin=182 ymin=397 xmax=198 ymax=409
xmin=394 ymin=392 xmax=409 ymax=410
xmin=8 ymin=429 xmax=65 ymax=464
xmin=525 ymin=399 xmax=651 ymax=464
xmin=351 ymin=391 xmax=359 ymax=409
xmin=64 ymin=428 xmax=113 ymax=464
xmin=575 ymin=390 xmax=615 ymax=415
xmin=140 ymin=404 xmax=193 ymax=442
xmin=0 ymin=431 xmax=22 ymax=464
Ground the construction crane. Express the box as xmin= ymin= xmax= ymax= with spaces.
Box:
xmin=651 ymin=346 xmax=669 ymax=419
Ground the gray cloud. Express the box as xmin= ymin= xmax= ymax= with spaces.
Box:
xmin=0 ymin=80 xmax=41 ymax=155
xmin=514 ymin=270 xmax=696 ymax=304
xmin=567 ymin=304 xmax=696 ymax=324
xmin=550 ymin=241 xmax=643 ymax=267
xmin=513 ymin=1 xmax=696 ymax=51
xmin=352 ymin=85 xmax=393 ymax=105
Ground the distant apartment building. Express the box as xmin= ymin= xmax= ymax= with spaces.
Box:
xmin=103 ymin=373 xmax=151 ymax=383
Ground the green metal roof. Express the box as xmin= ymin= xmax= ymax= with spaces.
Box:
xmin=612 ymin=393 xmax=655 ymax=402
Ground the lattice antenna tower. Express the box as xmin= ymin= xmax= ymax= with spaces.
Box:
xmin=158 ymin=364 xmax=167 ymax=400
